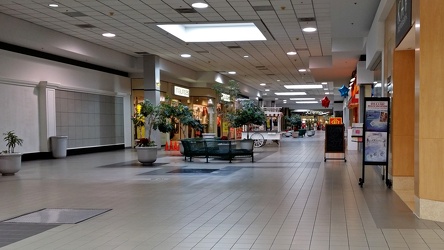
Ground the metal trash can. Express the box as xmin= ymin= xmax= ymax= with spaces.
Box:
xmin=50 ymin=136 xmax=68 ymax=158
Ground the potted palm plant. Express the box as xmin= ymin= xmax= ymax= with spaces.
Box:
xmin=0 ymin=131 xmax=24 ymax=176
xmin=132 ymin=99 xmax=175 ymax=165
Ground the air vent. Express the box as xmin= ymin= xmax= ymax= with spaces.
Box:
xmin=255 ymin=66 xmax=267 ymax=69
xmin=266 ymin=74 xmax=276 ymax=76
xmin=175 ymin=8 xmax=197 ymax=14
xmin=134 ymin=52 xmax=151 ymax=55
xmin=298 ymin=17 xmax=316 ymax=22
xmin=63 ymin=11 xmax=88 ymax=17
xmin=227 ymin=45 xmax=241 ymax=49
xmin=196 ymin=50 xmax=209 ymax=54
xmin=253 ymin=5 xmax=274 ymax=11
xmin=75 ymin=24 xmax=96 ymax=29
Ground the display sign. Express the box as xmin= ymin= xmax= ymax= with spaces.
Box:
xmin=329 ymin=117 xmax=343 ymax=124
xmin=363 ymin=98 xmax=390 ymax=164
xmin=221 ymin=93 xmax=230 ymax=102
xmin=351 ymin=123 xmax=363 ymax=137
xmin=395 ymin=0 xmax=412 ymax=47
xmin=174 ymin=86 xmax=189 ymax=97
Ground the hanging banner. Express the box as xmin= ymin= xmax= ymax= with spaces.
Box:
xmin=363 ymin=98 xmax=390 ymax=164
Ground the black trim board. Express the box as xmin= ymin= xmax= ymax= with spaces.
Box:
xmin=0 ymin=41 xmax=129 ymax=77
xmin=22 ymin=144 xmax=125 ymax=161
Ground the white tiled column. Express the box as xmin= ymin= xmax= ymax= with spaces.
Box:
xmin=38 ymin=81 xmax=56 ymax=152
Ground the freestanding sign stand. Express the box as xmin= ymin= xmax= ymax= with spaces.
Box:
xmin=324 ymin=124 xmax=346 ymax=162
xmin=359 ymin=97 xmax=391 ymax=188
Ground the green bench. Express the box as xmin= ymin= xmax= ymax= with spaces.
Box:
xmin=181 ymin=139 xmax=254 ymax=163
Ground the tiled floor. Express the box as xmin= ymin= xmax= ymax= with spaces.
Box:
xmin=1 ymin=131 xmax=444 ymax=250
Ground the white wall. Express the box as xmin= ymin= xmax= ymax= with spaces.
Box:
xmin=0 ymin=50 xmax=132 ymax=153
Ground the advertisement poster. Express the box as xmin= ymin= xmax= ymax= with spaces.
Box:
xmin=365 ymin=101 xmax=389 ymax=132
xmin=364 ymin=132 xmax=387 ymax=162
xmin=364 ymin=99 xmax=390 ymax=164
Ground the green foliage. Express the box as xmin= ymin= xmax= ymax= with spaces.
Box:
xmin=132 ymin=97 xmax=204 ymax=144
xmin=230 ymin=100 xmax=266 ymax=139
xmin=286 ymin=115 xmax=302 ymax=130
xmin=3 ymin=131 xmax=23 ymax=153
xmin=212 ymin=80 xmax=241 ymax=104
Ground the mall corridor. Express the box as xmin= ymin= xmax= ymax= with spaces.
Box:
xmin=1 ymin=132 xmax=444 ymax=250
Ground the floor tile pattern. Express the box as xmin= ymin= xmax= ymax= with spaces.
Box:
xmin=1 ymin=131 xmax=444 ymax=249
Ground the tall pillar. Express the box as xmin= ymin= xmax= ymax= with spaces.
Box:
xmin=143 ymin=55 xmax=161 ymax=147
xmin=414 ymin=0 xmax=444 ymax=222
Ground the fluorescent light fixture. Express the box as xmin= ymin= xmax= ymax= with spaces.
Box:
xmin=296 ymin=101 xmax=318 ymax=104
xmin=275 ymin=92 xmax=307 ymax=96
xmin=265 ymin=89 xmax=270 ymax=91
xmin=289 ymin=98 xmax=315 ymax=101
xmin=323 ymin=88 xmax=328 ymax=90
xmin=260 ymin=83 xmax=266 ymax=86
xmin=228 ymin=71 xmax=236 ymax=74
xmin=102 ymin=33 xmax=116 ymax=37
xmin=287 ymin=51 xmax=297 ymax=55
xmin=325 ymin=92 xmax=330 ymax=94
xmin=275 ymin=98 xmax=279 ymax=100
xmin=302 ymin=27 xmax=317 ymax=32
xmin=321 ymin=82 xmax=327 ymax=85
xmin=181 ymin=54 xmax=191 ymax=58
xmin=49 ymin=3 xmax=58 ymax=7
xmin=298 ymin=69 xmax=307 ymax=72
xmin=192 ymin=2 xmax=208 ymax=8
xmin=284 ymin=84 xmax=322 ymax=89
xmin=157 ymin=22 xmax=267 ymax=42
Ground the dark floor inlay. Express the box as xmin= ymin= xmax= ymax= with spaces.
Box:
xmin=0 ymin=223 xmax=58 ymax=248
xmin=168 ymin=168 xmax=218 ymax=174
xmin=3 ymin=208 xmax=111 ymax=224
xmin=98 ymin=161 xmax=167 ymax=168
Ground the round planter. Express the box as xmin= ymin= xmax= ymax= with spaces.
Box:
xmin=239 ymin=139 xmax=254 ymax=151
xmin=0 ymin=153 xmax=22 ymax=176
xmin=136 ymin=146 xmax=157 ymax=165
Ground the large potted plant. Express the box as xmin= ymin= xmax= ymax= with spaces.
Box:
xmin=165 ymin=101 xmax=203 ymax=154
xmin=212 ymin=80 xmax=241 ymax=139
xmin=230 ymin=100 xmax=266 ymax=150
xmin=132 ymin=99 xmax=175 ymax=165
xmin=286 ymin=115 xmax=302 ymax=138
xmin=0 ymin=131 xmax=24 ymax=176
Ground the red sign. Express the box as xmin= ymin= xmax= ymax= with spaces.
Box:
xmin=329 ymin=117 xmax=343 ymax=124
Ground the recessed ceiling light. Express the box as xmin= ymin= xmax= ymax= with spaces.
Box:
xmin=181 ymin=54 xmax=191 ymax=58
xmin=298 ymin=69 xmax=307 ymax=72
xmin=284 ymin=85 xmax=322 ymax=89
xmin=296 ymin=101 xmax=318 ymax=104
xmin=323 ymin=88 xmax=328 ymax=90
xmin=192 ymin=2 xmax=209 ymax=8
xmin=265 ymin=89 xmax=270 ymax=91
xmin=325 ymin=92 xmax=330 ymax=94
xmin=102 ymin=33 xmax=116 ymax=37
xmin=243 ymin=55 xmax=249 ymax=58
xmin=277 ymin=80 xmax=280 ymax=82
xmin=287 ymin=51 xmax=297 ymax=55
xmin=49 ymin=3 xmax=58 ymax=7
xmin=275 ymin=92 xmax=307 ymax=96
xmin=302 ymin=27 xmax=317 ymax=32
xmin=260 ymin=83 xmax=266 ymax=86
xmin=321 ymin=82 xmax=327 ymax=85
xmin=264 ymin=93 xmax=268 ymax=95
xmin=228 ymin=71 xmax=236 ymax=74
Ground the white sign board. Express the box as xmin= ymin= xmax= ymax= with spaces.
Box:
xmin=221 ymin=93 xmax=230 ymax=102
xmin=174 ymin=86 xmax=189 ymax=97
